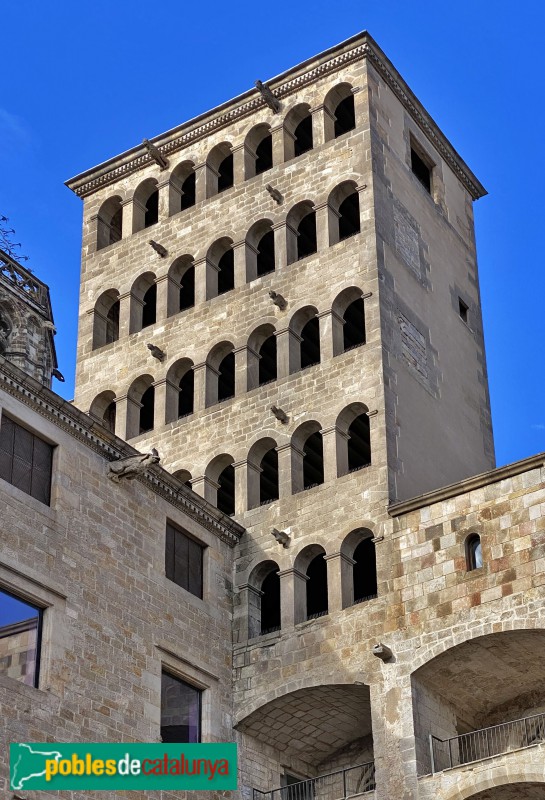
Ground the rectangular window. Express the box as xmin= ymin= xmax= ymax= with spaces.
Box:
xmin=0 ymin=414 xmax=53 ymax=505
xmin=458 ymin=298 xmax=469 ymax=324
xmin=410 ymin=144 xmax=432 ymax=193
xmin=161 ymin=671 xmax=201 ymax=743
xmin=0 ymin=587 xmax=42 ymax=687
xmin=165 ymin=522 xmax=204 ymax=599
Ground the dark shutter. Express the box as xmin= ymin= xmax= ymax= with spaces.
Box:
xmin=0 ymin=415 xmax=53 ymax=505
xmin=165 ymin=522 xmax=204 ymax=599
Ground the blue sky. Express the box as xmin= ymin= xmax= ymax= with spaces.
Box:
xmin=0 ymin=1 xmax=543 ymax=467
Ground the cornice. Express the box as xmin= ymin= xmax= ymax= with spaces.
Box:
xmin=389 ymin=453 xmax=545 ymax=517
xmin=66 ymin=33 xmax=485 ymax=201
xmin=0 ymin=358 xmax=244 ymax=546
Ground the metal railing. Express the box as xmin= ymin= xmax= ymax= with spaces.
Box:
xmin=429 ymin=711 xmax=545 ymax=773
xmin=253 ymin=761 xmax=375 ymax=800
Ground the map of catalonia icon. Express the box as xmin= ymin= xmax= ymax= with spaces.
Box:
xmin=11 ymin=743 xmax=63 ymax=790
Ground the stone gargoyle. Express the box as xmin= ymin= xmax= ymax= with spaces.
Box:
xmin=107 ymin=449 xmax=160 ymax=483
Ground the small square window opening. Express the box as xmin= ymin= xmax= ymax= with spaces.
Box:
xmin=458 ymin=298 xmax=469 ymax=324
xmin=411 ymin=146 xmax=432 ymax=193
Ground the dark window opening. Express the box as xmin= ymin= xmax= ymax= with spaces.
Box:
xmin=458 ymin=298 xmax=469 ymax=324
xmin=258 ymin=335 xmax=277 ymax=385
xmin=297 ymin=213 xmax=317 ymax=260
xmin=260 ymin=571 xmax=280 ymax=634
xmin=282 ymin=773 xmax=313 ymax=800
xmin=411 ymin=147 xmax=432 ymax=193
xmin=180 ymin=172 xmax=196 ymax=210
xmin=144 ymin=190 xmax=159 ymax=227
xmin=0 ymin=587 xmax=42 ymax=687
xmin=161 ymin=672 xmax=201 ymax=743
xmin=256 ymin=231 xmax=275 ymax=276
xmin=466 ymin=534 xmax=483 ymax=571
xmin=0 ymin=414 xmax=53 ymax=505
xmin=343 ymin=298 xmax=366 ymax=350
xmin=255 ymin=135 xmax=273 ymax=175
xmin=218 ymin=154 xmax=233 ymax=192
xmin=334 ymin=95 xmax=356 ymax=137
xmin=303 ymin=432 xmax=324 ymax=490
xmin=106 ymin=300 xmax=120 ymax=344
xmin=103 ymin=401 xmax=116 ymax=433
xmin=294 ymin=116 xmax=313 ymax=157
xmin=338 ymin=193 xmax=360 ymax=240
xmin=353 ymin=538 xmax=377 ymax=603
xmin=179 ymin=267 xmax=195 ymax=311
xmin=142 ymin=284 xmax=157 ymax=328
xmin=217 ymin=464 xmax=235 ymax=516
xmin=217 ymin=250 xmax=234 ymax=295
xmin=218 ymin=352 xmax=235 ymax=401
xmin=139 ymin=386 xmax=155 ymax=434
xmin=347 ymin=414 xmax=371 ymax=471
xmin=260 ymin=448 xmax=279 ymax=505
xmin=109 ymin=207 xmax=123 ymax=243
xmin=306 ymin=554 xmax=328 ymax=619
xmin=165 ymin=521 xmax=203 ymax=598
xmin=300 ymin=317 xmax=320 ymax=369
xmin=178 ymin=370 xmax=194 ymax=417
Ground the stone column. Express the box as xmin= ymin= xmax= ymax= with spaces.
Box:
xmin=128 ymin=294 xmax=144 ymax=335
xmin=317 ymin=309 xmax=343 ymax=361
xmin=271 ymin=123 xmax=284 ymax=165
xmin=272 ymin=221 xmax=288 ymax=271
xmin=234 ymin=459 xmax=260 ymax=514
xmin=325 ymin=551 xmax=355 ymax=612
xmin=120 ymin=198 xmax=134 ymax=239
xmin=290 ymin=443 xmax=307 ymax=495
xmin=310 ymin=105 xmax=326 ymax=147
xmin=233 ymin=239 xmax=247 ymax=287
xmin=164 ymin=378 xmax=181 ymax=424
xmin=155 ymin=274 xmax=169 ymax=322
xmin=152 ymin=378 xmax=167 ymax=430
xmin=321 ymin=425 xmax=348 ymax=481
xmin=193 ymin=256 xmax=207 ymax=305
xmin=275 ymin=326 xmax=294 ymax=379
xmin=118 ymin=291 xmax=132 ymax=338
xmin=322 ymin=104 xmax=337 ymax=143
xmin=190 ymin=475 xmax=218 ymax=505
xmin=193 ymin=362 xmax=207 ymax=412
xmin=168 ymin=181 xmax=183 ymax=217
xmin=237 ymin=583 xmax=263 ymax=640
xmin=157 ymin=178 xmax=170 ymax=220
xmin=131 ymin=198 xmax=147 ymax=234
xmin=232 ymin=143 xmax=245 ymax=186
xmin=275 ymin=443 xmax=293 ymax=499
xmin=194 ymin=162 xmax=207 ymax=204
xmin=234 ymin=346 xmax=251 ymax=397
xmin=114 ymin=393 xmax=129 ymax=439
xmin=313 ymin=201 xmax=330 ymax=252
xmin=278 ymin=567 xmax=307 ymax=629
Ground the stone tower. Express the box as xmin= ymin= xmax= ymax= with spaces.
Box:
xmin=0 ymin=248 xmax=57 ymax=387
xmin=66 ymin=32 xmax=500 ymax=798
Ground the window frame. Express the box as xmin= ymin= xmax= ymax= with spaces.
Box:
xmin=0 ymin=585 xmax=43 ymax=688
xmin=160 ymin=669 xmax=202 ymax=743
xmin=409 ymin=136 xmax=434 ymax=195
xmin=0 ymin=413 xmax=54 ymax=505
xmin=165 ymin=521 xmax=205 ymax=599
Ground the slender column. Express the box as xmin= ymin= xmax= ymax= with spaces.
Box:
xmin=274 ymin=326 xmax=294 ymax=379
xmin=290 ymin=443 xmax=306 ymax=495
xmin=114 ymin=394 xmax=129 ymax=440
xmin=321 ymin=425 xmax=348 ymax=481
xmin=233 ymin=346 xmax=250 ymax=397
xmin=193 ymin=257 xmax=207 ymax=305
xmin=120 ymin=198 xmax=134 ymax=238
xmin=168 ymin=181 xmax=182 ymax=217
xmin=194 ymin=163 xmax=207 ymax=204
xmin=245 ymin=241 xmax=260 ymax=283
xmin=157 ymin=178 xmax=170 ymax=220
xmin=118 ymin=291 xmax=132 ymax=338
xmin=233 ymin=459 xmax=260 ymax=514
xmin=272 ymin=221 xmax=288 ymax=271
xmin=233 ymin=239 xmax=247 ymax=287
xmin=310 ymin=105 xmax=326 ymax=147
xmin=128 ymin=294 xmax=144 ymax=335
xmin=243 ymin=143 xmax=257 ymax=180
xmin=205 ymin=261 xmax=220 ymax=301
xmin=131 ymin=198 xmax=147 ymax=234
xmin=164 ymin=378 xmax=181 ymax=424
xmin=155 ymin=274 xmax=169 ymax=321
xmin=278 ymin=567 xmax=307 ymax=629
xmin=270 ymin=123 xmax=284 ymax=166
xmin=313 ymin=201 xmax=331 ymax=252
xmin=193 ymin=362 xmax=207 ymax=412
xmin=232 ymin=143 xmax=245 ymax=185
xmin=275 ymin=443 xmax=293 ymax=499
xmin=88 ymin=213 xmax=100 ymax=254
xmin=323 ymin=104 xmax=337 ymax=143
xmin=190 ymin=475 xmax=218 ymax=505
xmin=237 ymin=583 xmax=263 ymax=640
xmin=152 ymin=378 xmax=167 ymax=431
xmin=317 ymin=309 xmax=344 ymax=361
xmin=325 ymin=552 xmax=355 ymax=612
xmin=245 ymin=459 xmax=263 ymax=510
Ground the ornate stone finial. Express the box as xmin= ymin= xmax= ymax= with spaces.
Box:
xmin=147 ymin=343 xmax=165 ymax=361
xmin=271 ymin=405 xmax=289 ymax=424
xmin=266 ymin=184 xmax=283 ymax=204
xmin=271 ymin=527 xmax=290 ymax=547
xmin=255 ymin=80 xmax=280 ymax=113
xmin=269 ymin=290 xmax=287 ymax=310
xmin=52 ymin=368 xmax=65 ymax=382
xmin=143 ymin=138 xmax=169 ymax=170
xmin=107 ymin=449 xmax=160 ymax=483
xmin=149 ymin=240 xmax=168 ymax=258
xmin=372 ymin=643 xmax=393 ymax=662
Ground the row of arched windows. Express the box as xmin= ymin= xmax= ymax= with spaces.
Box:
xmin=248 ymin=530 xmax=378 ymax=636
xmin=96 ymin=83 xmax=358 ymax=249
xmin=91 ymin=403 xmax=372 ymax=506
xmin=92 ymin=181 xmax=362 ymax=349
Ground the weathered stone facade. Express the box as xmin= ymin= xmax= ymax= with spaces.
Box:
xmin=1 ymin=30 xmax=543 ymax=800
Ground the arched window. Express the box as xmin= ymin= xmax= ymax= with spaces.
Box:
xmin=246 ymin=219 xmax=275 ymax=280
xmin=284 ymin=104 xmax=313 ymax=160
xmin=167 ymin=255 xmax=195 ymax=316
xmin=335 ymin=404 xmax=371 ymax=477
xmin=286 ymin=201 xmax=317 ymax=264
xmin=172 ymin=469 xmax=192 ymax=487
xmin=328 ymin=182 xmax=360 ymax=245
xmin=130 ymin=273 xmax=157 ymax=333
xmin=247 ymin=561 xmax=281 ymax=638
xmin=324 ymin=83 xmax=356 ymax=141
xmin=340 ymin=529 xmax=377 ymax=607
xmin=206 ymin=142 xmax=233 ymax=197
xmin=205 ymin=454 xmax=235 ymax=515
xmin=205 ymin=342 xmax=235 ymax=406
xmin=288 ymin=306 xmax=320 ymax=373
xmin=97 ymin=196 xmax=123 ymax=250
xmin=169 ymin=161 xmax=196 ymax=214
xmin=165 ymin=360 xmax=194 ymax=423
xmin=92 ymin=289 xmax=120 ymax=349
xmin=126 ymin=375 xmax=155 ymax=438
xmin=331 ymin=287 xmax=367 ymax=355
xmin=466 ymin=534 xmax=483 ymax=571
xmin=206 ymin=238 xmax=234 ymax=299
xmin=295 ymin=545 xmax=328 ymax=622
xmin=291 ymin=421 xmax=324 ymax=493
xmin=133 ymin=179 xmax=159 ymax=232
xmin=89 ymin=390 xmax=117 ymax=434
xmin=247 ymin=324 xmax=277 ymax=390
xmin=247 ymin=437 xmax=279 ymax=509
xmin=245 ymin=124 xmax=273 ymax=178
